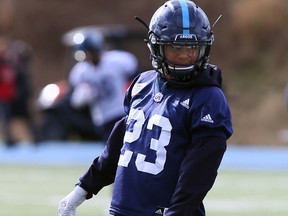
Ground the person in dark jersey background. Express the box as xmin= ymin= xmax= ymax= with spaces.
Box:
xmin=58 ymin=0 xmax=233 ymax=215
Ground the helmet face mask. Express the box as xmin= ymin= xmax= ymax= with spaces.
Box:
xmin=147 ymin=0 xmax=214 ymax=86
xmin=163 ymin=44 xmax=201 ymax=66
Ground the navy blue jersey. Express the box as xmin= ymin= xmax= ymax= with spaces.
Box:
xmin=109 ymin=68 xmax=232 ymax=215
xmin=79 ymin=65 xmax=233 ymax=216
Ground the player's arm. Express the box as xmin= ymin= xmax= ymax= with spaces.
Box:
xmin=78 ymin=115 xmax=127 ymax=196
xmin=164 ymin=135 xmax=227 ymax=216
xmin=58 ymin=116 xmax=126 ymax=216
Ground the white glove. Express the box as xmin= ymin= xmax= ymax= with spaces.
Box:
xmin=58 ymin=185 xmax=88 ymax=216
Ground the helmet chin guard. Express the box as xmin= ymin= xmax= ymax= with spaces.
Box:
xmin=147 ymin=0 xmax=214 ymax=87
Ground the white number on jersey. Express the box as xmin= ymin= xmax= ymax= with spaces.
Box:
xmin=118 ymin=108 xmax=172 ymax=175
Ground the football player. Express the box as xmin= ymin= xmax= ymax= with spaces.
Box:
xmin=58 ymin=0 xmax=233 ymax=215
xmin=68 ymin=31 xmax=138 ymax=141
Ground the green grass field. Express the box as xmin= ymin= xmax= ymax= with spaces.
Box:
xmin=1 ymin=164 xmax=288 ymax=216
xmin=205 ymin=170 xmax=288 ymax=216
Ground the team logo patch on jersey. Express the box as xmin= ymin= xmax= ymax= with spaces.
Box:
xmin=201 ymin=114 xmax=214 ymax=123
xmin=180 ymin=98 xmax=190 ymax=109
xmin=131 ymin=82 xmax=147 ymax=96
xmin=154 ymin=92 xmax=163 ymax=103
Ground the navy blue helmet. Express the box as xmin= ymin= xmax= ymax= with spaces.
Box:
xmin=76 ymin=32 xmax=104 ymax=54
xmin=147 ymin=0 xmax=214 ymax=86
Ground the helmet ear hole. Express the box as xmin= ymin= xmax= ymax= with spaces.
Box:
xmin=147 ymin=33 xmax=164 ymax=70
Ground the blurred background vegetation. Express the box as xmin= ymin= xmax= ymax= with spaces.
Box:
xmin=0 ymin=0 xmax=288 ymax=145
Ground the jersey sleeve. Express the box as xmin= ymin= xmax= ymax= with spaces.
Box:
xmin=165 ymin=136 xmax=227 ymax=215
xmin=77 ymin=116 xmax=127 ymax=197
xmin=189 ymin=87 xmax=233 ymax=140
xmin=68 ymin=62 xmax=86 ymax=87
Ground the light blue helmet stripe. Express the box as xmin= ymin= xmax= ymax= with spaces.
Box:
xmin=179 ymin=0 xmax=190 ymax=34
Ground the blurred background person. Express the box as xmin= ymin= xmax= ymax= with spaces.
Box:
xmin=38 ymin=30 xmax=139 ymax=142
xmin=0 ymin=36 xmax=16 ymax=146
xmin=0 ymin=37 xmax=39 ymax=146
xmin=37 ymin=78 xmax=99 ymax=141
xmin=7 ymin=40 xmax=41 ymax=144
xmin=69 ymin=30 xmax=139 ymax=141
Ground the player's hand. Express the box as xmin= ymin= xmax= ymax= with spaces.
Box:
xmin=58 ymin=185 xmax=88 ymax=216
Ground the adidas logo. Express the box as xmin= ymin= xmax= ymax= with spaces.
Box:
xmin=155 ymin=209 xmax=163 ymax=215
xmin=180 ymin=98 xmax=190 ymax=109
xmin=201 ymin=114 xmax=214 ymax=123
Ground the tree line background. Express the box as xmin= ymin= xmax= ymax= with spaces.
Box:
xmin=1 ymin=0 xmax=288 ymax=145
